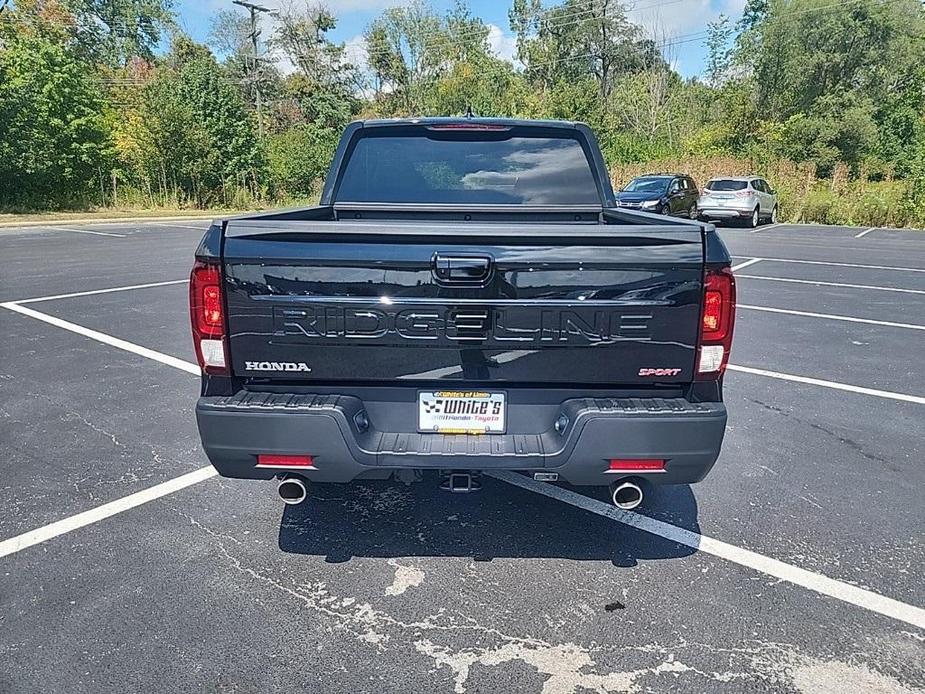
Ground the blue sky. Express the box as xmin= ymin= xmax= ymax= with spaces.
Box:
xmin=174 ymin=0 xmax=745 ymax=79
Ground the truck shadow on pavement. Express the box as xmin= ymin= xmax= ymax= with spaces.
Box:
xmin=278 ymin=476 xmax=699 ymax=566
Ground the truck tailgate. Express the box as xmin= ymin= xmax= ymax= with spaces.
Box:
xmin=221 ymin=220 xmax=704 ymax=385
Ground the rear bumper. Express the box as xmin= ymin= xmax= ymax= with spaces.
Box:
xmin=698 ymin=207 xmax=752 ymax=219
xmin=196 ymin=391 xmax=727 ymax=486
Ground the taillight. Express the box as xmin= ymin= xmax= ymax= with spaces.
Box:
xmin=696 ymin=267 xmax=736 ymax=379
xmin=734 ymin=189 xmax=755 ymax=197
xmin=190 ymin=260 xmax=229 ymax=375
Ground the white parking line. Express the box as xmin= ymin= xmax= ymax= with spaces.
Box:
xmin=145 ymin=222 xmax=211 ymax=231
xmin=855 ymin=227 xmax=878 ymax=238
xmin=4 ymin=298 xmax=925 ymax=630
xmin=728 ymin=364 xmax=925 ymax=405
xmin=737 ymin=274 xmax=925 ymax=295
xmin=490 ymin=471 xmax=925 ymax=630
xmin=750 ymin=223 xmax=782 ymax=233
xmin=0 ymin=302 xmax=200 ymax=375
xmin=730 ymin=256 xmax=925 ymax=273
xmin=47 ymin=226 xmax=126 ymax=238
xmin=760 ymin=222 xmax=858 ymax=229
xmin=0 ymin=467 xmax=216 ymax=560
xmin=0 ymin=214 xmax=221 ymax=229
xmin=730 ymin=258 xmax=763 ymax=272
xmin=16 ymin=279 xmax=188 ymax=305
xmin=738 ymin=304 xmax=925 ymax=331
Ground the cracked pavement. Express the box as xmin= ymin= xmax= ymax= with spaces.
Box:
xmin=0 ymin=221 xmax=923 ymax=693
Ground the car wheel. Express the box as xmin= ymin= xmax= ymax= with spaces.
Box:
xmin=770 ymin=205 xmax=778 ymax=224
xmin=659 ymin=204 xmax=670 ymax=215
xmin=748 ymin=207 xmax=759 ymax=228
xmin=689 ymin=202 xmax=698 ymax=219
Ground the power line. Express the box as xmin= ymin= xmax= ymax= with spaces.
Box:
xmin=231 ymin=0 xmax=274 ymax=138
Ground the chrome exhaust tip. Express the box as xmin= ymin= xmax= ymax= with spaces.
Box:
xmin=277 ymin=476 xmax=307 ymax=505
xmin=610 ymin=480 xmax=643 ymax=511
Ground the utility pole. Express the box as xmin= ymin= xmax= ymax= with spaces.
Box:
xmin=233 ymin=0 xmax=272 ymax=138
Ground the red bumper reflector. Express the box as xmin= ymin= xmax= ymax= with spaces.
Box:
xmin=608 ymin=458 xmax=665 ymax=472
xmin=256 ymin=455 xmax=315 ymax=468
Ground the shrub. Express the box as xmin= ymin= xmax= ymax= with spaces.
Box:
xmin=797 ymin=187 xmax=841 ymax=224
xmin=266 ymin=124 xmax=338 ymax=199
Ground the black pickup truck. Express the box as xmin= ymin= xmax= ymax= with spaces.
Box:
xmin=190 ymin=118 xmax=736 ymax=510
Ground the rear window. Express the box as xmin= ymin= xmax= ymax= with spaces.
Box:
xmin=622 ymin=176 xmax=670 ymax=193
xmin=335 ymin=130 xmax=601 ymax=205
xmin=707 ymin=179 xmax=748 ymax=191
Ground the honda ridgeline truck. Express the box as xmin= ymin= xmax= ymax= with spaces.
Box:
xmin=190 ymin=118 xmax=736 ymax=510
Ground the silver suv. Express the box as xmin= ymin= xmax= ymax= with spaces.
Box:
xmin=698 ymin=177 xmax=778 ymax=228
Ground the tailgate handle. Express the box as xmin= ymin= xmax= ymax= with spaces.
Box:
xmin=433 ymin=254 xmax=493 ymax=283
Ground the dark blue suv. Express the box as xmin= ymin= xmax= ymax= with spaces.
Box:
xmin=615 ymin=174 xmax=700 ymax=218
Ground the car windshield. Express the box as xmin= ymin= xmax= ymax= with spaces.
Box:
xmin=622 ymin=177 xmax=670 ymax=194
xmin=335 ymin=130 xmax=601 ymax=204
xmin=707 ymin=180 xmax=748 ymax=191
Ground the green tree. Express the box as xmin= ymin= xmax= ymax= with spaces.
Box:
xmin=365 ymin=0 xmax=448 ymax=113
xmin=705 ymin=15 xmax=733 ymax=87
xmin=739 ymin=0 xmax=924 ymax=120
xmin=723 ymin=0 xmax=925 ymax=172
xmin=423 ymin=3 xmax=530 ymax=116
xmin=510 ymin=0 xmax=659 ymax=100
xmin=775 ymin=94 xmax=879 ymax=175
xmin=11 ymin=0 xmax=175 ymax=65
xmin=0 ymin=24 xmax=111 ymax=208
xmin=363 ymin=0 xmax=532 ymax=117
xmin=112 ymin=36 xmax=264 ymax=206
xmin=874 ymin=61 xmax=925 ymax=177
xmin=271 ymin=5 xmax=358 ymax=130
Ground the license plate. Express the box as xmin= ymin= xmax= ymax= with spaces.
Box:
xmin=418 ymin=391 xmax=506 ymax=434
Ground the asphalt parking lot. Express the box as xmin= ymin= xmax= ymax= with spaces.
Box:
xmin=1 ymin=219 xmax=923 ymax=693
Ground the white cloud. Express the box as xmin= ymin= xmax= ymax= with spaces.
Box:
xmin=487 ymin=23 xmax=518 ymax=64
xmin=628 ymin=0 xmax=717 ymax=40
xmin=720 ymin=0 xmax=748 ymax=15
xmin=343 ymin=33 xmax=369 ymax=70
xmin=625 ymin=0 xmax=749 ymax=70
xmin=341 ymin=34 xmax=391 ymax=97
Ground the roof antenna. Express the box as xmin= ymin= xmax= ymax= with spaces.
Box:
xmin=465 ymin=103 xmax=475 ymax=119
